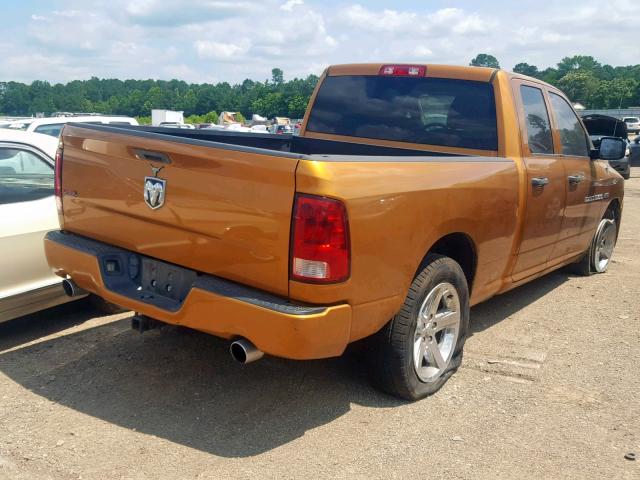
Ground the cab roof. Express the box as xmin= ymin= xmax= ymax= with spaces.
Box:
xmin=325 ymin=63 xmax=558 ymax=90
xmin=326 ymin=63 xmax=498 ymax=82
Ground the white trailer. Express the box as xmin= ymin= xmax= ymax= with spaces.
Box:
xmin=151 ymin=109 xmax=184 ymax=126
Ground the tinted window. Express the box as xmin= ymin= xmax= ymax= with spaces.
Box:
xmin=549 ymin=93 xmax=589 ymax=157
xmin=0 ymin=148 xmax=53 ymax=205
xmin=520 ymin=86 xmax=553 ymax=154
xmin=34 ymin=124 xmax=64 ymax=137
xmin=307 ymin=75 xmax=498 ymax=150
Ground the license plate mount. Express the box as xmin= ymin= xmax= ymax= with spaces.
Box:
xmin=140 ymin=257 xmax=197 ymax=303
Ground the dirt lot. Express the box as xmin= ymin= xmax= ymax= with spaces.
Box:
xmin=1 ymin=170 xmax=639 ymax=480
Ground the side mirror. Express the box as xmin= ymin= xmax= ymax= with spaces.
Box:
xmin=594 ymin=136 xmax=626 ymax=161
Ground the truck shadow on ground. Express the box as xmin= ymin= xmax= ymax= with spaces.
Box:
xmin=0 ymin=270 xmax=571 ymax=458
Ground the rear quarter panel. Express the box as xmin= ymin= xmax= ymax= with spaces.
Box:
xmin=293 ymin=157 xmax=519 ymax=340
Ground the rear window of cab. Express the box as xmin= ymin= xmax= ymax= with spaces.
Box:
xmin=306 ymin=75 xmax=498 ymax=151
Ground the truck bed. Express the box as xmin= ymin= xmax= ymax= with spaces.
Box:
xmin=92 ymin=123 xmax=471 ymax=159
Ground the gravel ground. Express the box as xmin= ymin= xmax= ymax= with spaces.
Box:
xmin=1 ymin=169 xmax=639 ymax=480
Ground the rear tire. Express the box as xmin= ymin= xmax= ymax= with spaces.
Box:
xmin=368 ymin=254 xmax=469 ymax=400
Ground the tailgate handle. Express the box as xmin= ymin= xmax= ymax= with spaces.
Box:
xmin=133 ymin=149 xmax=172 ymax=164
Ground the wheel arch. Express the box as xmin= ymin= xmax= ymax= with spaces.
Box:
xmin=605 ymin=197 xmax=622 ymax=236
xmin=417 ymin=232 xmax=477 ymax=294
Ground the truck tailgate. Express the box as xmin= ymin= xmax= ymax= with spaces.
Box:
xmin=59 ymin=124 xmax=299 ymax=296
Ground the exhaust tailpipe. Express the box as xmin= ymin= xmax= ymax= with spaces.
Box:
xmin=230 ymin=338 xmax=264 ymax=364
xmin=62 ymin=278 xmax=87 ymax=297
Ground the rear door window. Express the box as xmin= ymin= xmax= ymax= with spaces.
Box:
xmin=0 ymin=147 xmax=53 ymax=204
xmin=307 ymin=75 xmax=498 ymax=151
xmin=549 ymin=93 xmax=590 ymax=157
xmin=520 ymin=85 xmax=554 ymax=154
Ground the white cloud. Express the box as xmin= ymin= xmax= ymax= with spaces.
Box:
xmin=341 ymin=5 xmax=495 ymax=36
xmin=281 ymin=0 xmax=303 ymax=12
xmin=413 ymin=46 xmax=433 ymax=57
xmin=194 ymin=39 xmax=251 ymax=59
xmin=124 ymin=0 xmax=260 ymax=26
xmin=343 ymin=5 xmax=416 ymax=32
xmin=541 ymin=32 xmax=573 ymax=44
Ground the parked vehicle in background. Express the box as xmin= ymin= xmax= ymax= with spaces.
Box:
xmin=4 ymin=115 xmax=138 ymax=138
xmin=218 ymin=112 xmax=243 ymax=127
xmin=45 ymin=64 xmax=625 ymax=400
xmin=582 ymin=114 xmax=630 ymax=179
xmin=0 ymin=130 xmax=83 ymax=322
xmin=249 ymin=125 xmax=268 ymax=133
xmin=158 ymin=122 xmax=195 ymax=129
xmin=269 ymin=124 xmax=292 ymax=134
xmin=622 ymin=116 xmax=640 ymax=134
xmin=151 ymin=109 xmax=184 ymax=127
xmin=226 ymin=123 xmax=251 ymax=132
xmin=628 ymin=136 xmax=640 ymax=167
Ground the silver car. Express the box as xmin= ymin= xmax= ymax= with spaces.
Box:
xmin=623 ymin=116 xmax=640 ymax=134
xmin=629 ymin=136 xmax=640 ymax=169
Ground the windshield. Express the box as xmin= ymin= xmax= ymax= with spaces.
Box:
xmin=307 ymin=75 xmax=498 ymax=151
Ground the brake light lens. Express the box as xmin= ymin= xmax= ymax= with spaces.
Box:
xmin=379 ymin=64 xmax=426 ymax=77
xmin=54 ymin=142 xmax=64 ymax=228
xmin=291 ymin=194 xmax=350 ymax=283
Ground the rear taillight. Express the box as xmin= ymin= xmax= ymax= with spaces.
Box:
xmin=379 ymin=64 xmax=426 ymax=77
xmin=54 ymin=143 xmax=64 ymax=228
xmin=291 ymin=194 xmax=350 ymax=283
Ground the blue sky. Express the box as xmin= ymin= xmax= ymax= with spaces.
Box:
xmin=1 ymin=0 xmax=635 ymax=84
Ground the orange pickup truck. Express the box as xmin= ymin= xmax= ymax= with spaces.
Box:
xmin=45 ymin=64 xmax=626 ymax=400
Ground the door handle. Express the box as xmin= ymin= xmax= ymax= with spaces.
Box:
xmin=568 ymin=173 xmax=585 ymax=184
xmin=531 ymin=177 xmax=549 ymax=187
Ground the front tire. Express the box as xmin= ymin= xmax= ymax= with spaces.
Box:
xmin=572 ymin=217 xmax=617 ymax=276
xmin=368 ymin=254 xmax=469 ymax=400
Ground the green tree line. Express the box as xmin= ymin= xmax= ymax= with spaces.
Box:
xmin=471 ymin=54 xmax=640 ymax=108
xmin=0 ymin=68 xmax=318 ymax=121
xmin=2 ymin=57 xmax=640 ymax=121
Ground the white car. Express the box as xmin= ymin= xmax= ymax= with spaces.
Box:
xmin=4 ymin=115 xmax=138 ymax=138
xmin=157 ymin=122 xmax=195 ymax=129
xmin=225 ymin=123 xmax=251 ymax=132
xmin=0 ymin=130 xmax=83 ymax=322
